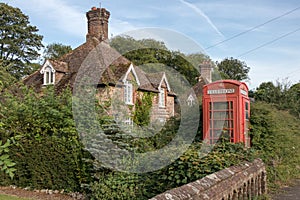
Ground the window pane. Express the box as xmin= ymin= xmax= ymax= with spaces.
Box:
xmin=213 ymin=102 xmax=228 ymax=110
xmin=159 ymin=88 xmax=165 ymax=107
xmin=208 ymin=101 xmax=234 ymax=144
xmin=45 ymin=72 xmax=49 ymax=84
xmin=213 ymin=111 xmax=228 ymax=119
xmin=50 ymin=72 xmax=54 ymax=83
xmin=124 ymin=81 xmax=133 ymax=104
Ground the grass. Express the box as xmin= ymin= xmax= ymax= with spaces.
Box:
xmin=0 ymin=194 xmax=32 ymax=200
xmin=250 ymin=102 xmax=300 ymax=191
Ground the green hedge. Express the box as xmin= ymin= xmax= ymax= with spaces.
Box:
xmin=0 ymin=136 xmax=93 ymax=192
xmin=0 ymin=86 xmax=93 ymax=192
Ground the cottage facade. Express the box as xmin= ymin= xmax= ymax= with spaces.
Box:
xmin=23 ymin=7 xmax=175 ymax=124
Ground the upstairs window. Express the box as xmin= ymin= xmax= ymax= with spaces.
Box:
xmin=124 ymin=81 xmax=133 ymax=104
xmin=41 ymin=65 xmax=55 ymax=85
xmin=159 ymin=88 xmax=165 ymax=107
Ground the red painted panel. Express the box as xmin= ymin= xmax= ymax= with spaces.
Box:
xmin=203 ymin=80 xmax=250 ymax=147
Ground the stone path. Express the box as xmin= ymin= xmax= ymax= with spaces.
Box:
xmin=272 ymin=179 xmax=300 ymax=200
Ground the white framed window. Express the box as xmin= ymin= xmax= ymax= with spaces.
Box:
xmin=124 ymin=81 xmax=133 ymax=104
xmin=159 ymin=88 xmax=165 ymax=107
xmin=41 ymin=65 xmax=55 ymax=85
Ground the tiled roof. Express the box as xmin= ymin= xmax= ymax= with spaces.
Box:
xmin=49 ymin=60 xmax=68 ymax=73
xmin=23 ymin=37 xmax=174 ymax=95
xmin=146 ymin=72 xmax=165 ymax=89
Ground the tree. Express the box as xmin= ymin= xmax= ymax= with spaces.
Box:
xmin=287 ymin=83 xmax=300 ymax=118
xmin=216 ymin=57 xmax=250 ymax=81
xmin=254 ymin=81 xmax=280 ymax=103
xmin=110 ymin=36 xmax=203 ymax=85
xmin=43 ymin=43 xmax=72 ymax=60
xmin=0 ymin=59 xmax=16 ymax=90
xmin=0 ymin=3 xmax=43 ymax=79
xmin=254 ymin=79 xmax=292 ymax=109
xmin=110 ymin=35 xmax=168 ymax=54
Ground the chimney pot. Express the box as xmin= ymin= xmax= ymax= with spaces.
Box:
xmin=86 ymin=7 xmax=110 ymax=42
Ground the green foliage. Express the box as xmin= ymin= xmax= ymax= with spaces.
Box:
xmin=1 ymin=136 xmax=93 ymax=192
xmin=43 ymin=43 xmax=72 ymax=60
xmin=0 ymin=59 xmax=16 ymax=91
xmin=0 ymin=86 xmax=93 ymax=191
xmin=0 ymin=3 xmax=43 ymax=79
xmin=0 ymin=86 xmax=75 ymax=138
xmin=0 ymin=137 xmax=17 ymax=179
xmin=110 ymin=35 xmax=168 ymax=54
xmin=89 ymin=139 xmax=254 ymax=199
xmin=150 ymin=139 xmax=254 ymax=195
xmin=254 ymin=81 xmax=283 ymax=105
xmin=133 ymin=92 xmax=153 ymax=126
xmin=89 ymin=172 xmax=145 ymax=200
xmin=254 ymin=80 xmax=300 ymax=118
xmin=216 ymin=57 xmax=250 ymax=81
xmin=286 ymin=83 xmax=300 ymax=117
xmin=250 ymin=102 xmax=300 ymax=190
xmin=110 ymin=36 xmax=201 ymax=85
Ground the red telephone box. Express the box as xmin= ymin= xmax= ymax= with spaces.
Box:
xmin=202 ymin=80 xmax=250 ymax=147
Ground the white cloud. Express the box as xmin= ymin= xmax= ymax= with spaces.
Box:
xmin=179 ymin=0 xmax=225 ymax=38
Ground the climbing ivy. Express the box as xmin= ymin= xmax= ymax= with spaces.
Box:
xmin=133 ymin=92 xmax=153 ymax=126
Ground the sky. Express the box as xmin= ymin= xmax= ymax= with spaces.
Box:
xmin=2 ymin=0 xmax=300 ymax=89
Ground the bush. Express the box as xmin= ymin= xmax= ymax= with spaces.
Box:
xmin=90 ymin=172 xmax=145 ymax=200
xmin=88 ymin=138 xmax=255 ymax=199
xmin=0 ymin=86 xmax=93 ymax=192
xmin=0 ymin=136 xmax=93 ymax=192
xmin=250 ymin=102 xmax=300 ymax=190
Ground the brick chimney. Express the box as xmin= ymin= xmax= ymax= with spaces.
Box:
xmin=199 ymin=60 xmax=213 ymax=83
xmin=86 ymin=7 xmax=110 ymax=42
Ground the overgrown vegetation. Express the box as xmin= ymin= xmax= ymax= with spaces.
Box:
xmin=133 ymin=92 xmax=153 ymax=126
xmin=250 ymin=101 xmax=300 ymax=190
xmin=0 ymin=3 xmax=299 ymax=199
xmin=88 ymin=138 xmax=255 ymax=200
xmin=0 ymin=86 xmax=93 ymax=192
xmin=0 ymin=85 xmax=257 ymax=198
xmin=254 ymin=80 xmax=300 ymax=118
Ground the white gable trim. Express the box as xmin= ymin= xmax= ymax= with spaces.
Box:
xmin=122 ymin=63 xmax=140 ymax=86
xmin=40 ymin=60 xmax=55 ymax=74
xmin=158 ymin=73 xmax=170 ymax=91
xmin=40 ymin=60 xmax=56 ymax=85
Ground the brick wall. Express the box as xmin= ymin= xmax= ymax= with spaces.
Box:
xmin=150 ymin=158 xmax=267 ymax=200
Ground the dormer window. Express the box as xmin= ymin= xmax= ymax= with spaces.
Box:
xmin=44 ymin=66 xmax=55 ymax=85
xmin=40 ymin=60 xmax=55 ymax=85
xmin=159 ymin=87 xmax=165 ymax=107
xmin=124 ymin=80 xmax=133 ymax=104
